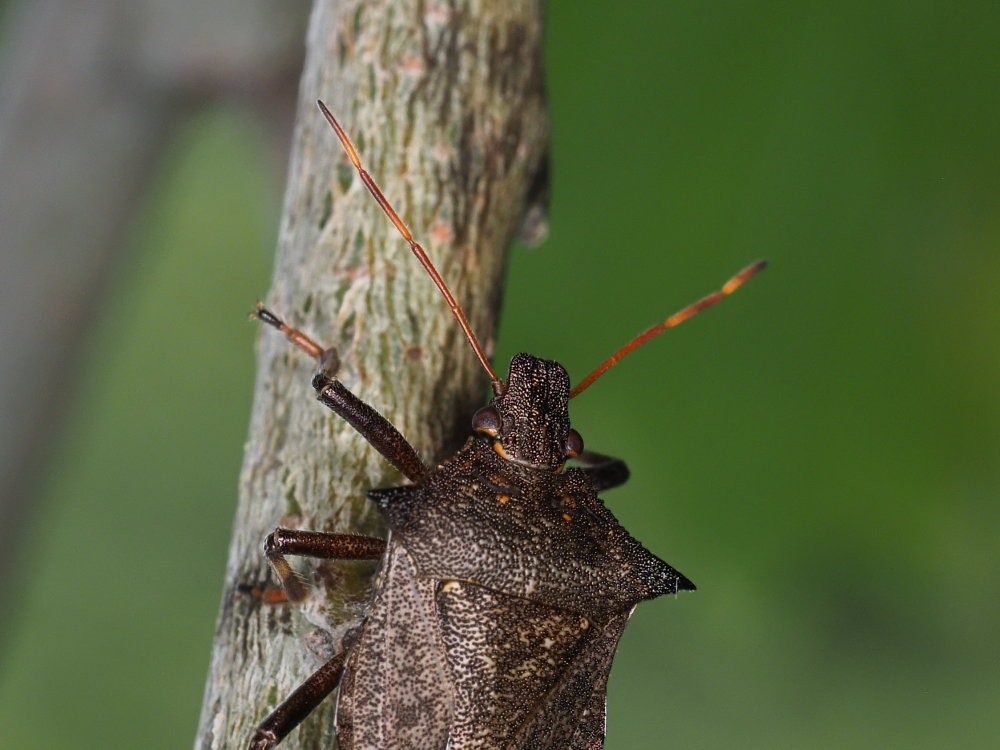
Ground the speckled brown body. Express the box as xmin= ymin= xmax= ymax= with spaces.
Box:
xmin=245 ymin=92 xmax=769 ymax=748
xmin=249 ymin=292 xmax=703 ymax=750
xmin=330 ymin=354 xmax=692 ymax=749
xmin=247 ymin=337 xmax=697 ymax=750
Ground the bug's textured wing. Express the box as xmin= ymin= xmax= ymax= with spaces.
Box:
xmin=365 ymin=439 xmax=693 ymax=748
xmin=335 ymin=539 xmax=454 ymax=749
xmin=433 ymin=580 xmax=593 ymax=748
xmin=513 ymin=611 xmax=632 ymax=749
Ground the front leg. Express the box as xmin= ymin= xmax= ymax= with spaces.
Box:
xmin=254 ymin=304 xmax=428 ymax=483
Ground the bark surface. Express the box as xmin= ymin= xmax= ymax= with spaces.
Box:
xmin=195 ymin=1 xmax=548 ymax=748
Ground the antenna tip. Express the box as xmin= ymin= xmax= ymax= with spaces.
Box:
xmin=722 ymin=258 xmax=769 ymax=294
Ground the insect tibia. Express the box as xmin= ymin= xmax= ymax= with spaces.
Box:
xmin=266 ymin=556 xmax=311 ymax=604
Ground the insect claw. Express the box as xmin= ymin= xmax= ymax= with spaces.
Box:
xmin=252 ymin=303 xmax=284 ymax=329
xmin=251 ymin=303 xmax=326 ymax=360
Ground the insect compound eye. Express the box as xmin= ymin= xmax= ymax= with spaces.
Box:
xmin=471 ymin=405 xmax=502 ymax=437
xmin=564 ymin=429 xmax=584 ymax=458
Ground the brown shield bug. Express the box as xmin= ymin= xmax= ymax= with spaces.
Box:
xmin=247 ymin=100 xmax=766 ymax=750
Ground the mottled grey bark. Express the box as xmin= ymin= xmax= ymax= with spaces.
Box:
xmin=195 ymin=1 xmax=548 ymax=748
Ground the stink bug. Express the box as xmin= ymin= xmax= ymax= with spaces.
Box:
xmin=247 ymin=100 xmax=766 ymax=750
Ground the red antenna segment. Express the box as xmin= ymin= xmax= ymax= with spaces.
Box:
xmin=570 ymin=259 xmax=768 ymax=398
xmin=317 ymin=101 xmax=504 ymax=395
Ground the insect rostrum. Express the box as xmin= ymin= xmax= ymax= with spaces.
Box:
xmin=248 ymin=102 xmax=765 ymax=750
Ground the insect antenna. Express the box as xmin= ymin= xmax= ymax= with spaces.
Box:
xmin=317 ymin=100 xmax=505 ymax=395
xmin=570 ymin=259 xmax=767 ymax=398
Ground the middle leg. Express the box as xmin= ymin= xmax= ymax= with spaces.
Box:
xmin=264 ymin=529 xmax=385 ymax=602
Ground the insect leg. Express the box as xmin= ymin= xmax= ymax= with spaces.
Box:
xmin=264 ymin=529 xmax=385 ymax=603
xmin=247 ymin=649 xmax=347 ymax=750
xmin=312 ymin=371 xmax=428 ymax=483
xmin=253 ymin=304 xmax=428 ymax=483
xmin=575 ymin=451 xmax=630 ymax=491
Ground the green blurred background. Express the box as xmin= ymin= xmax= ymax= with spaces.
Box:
xmin=2 ymin=1 xmax=998 ymax=748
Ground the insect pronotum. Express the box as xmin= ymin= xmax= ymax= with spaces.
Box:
xmin=247 ymin=100 xmax=766 ymax=749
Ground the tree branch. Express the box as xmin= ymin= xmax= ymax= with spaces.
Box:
xmin=195 ymin=1 xmax=548 ymax=747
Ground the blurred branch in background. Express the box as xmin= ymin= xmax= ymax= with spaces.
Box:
xmin=0 ymin=0 xmax=309 ymax=628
